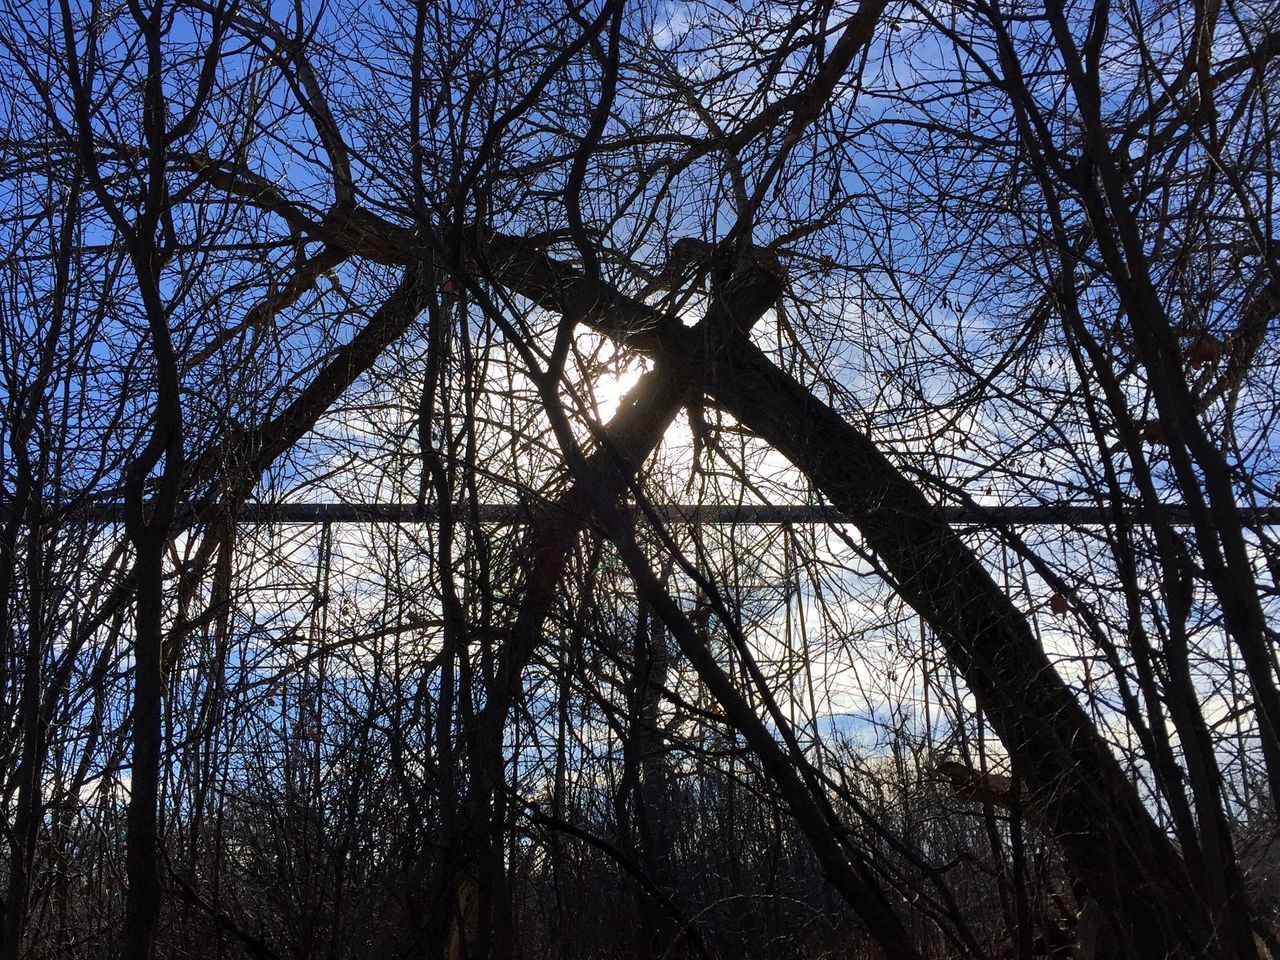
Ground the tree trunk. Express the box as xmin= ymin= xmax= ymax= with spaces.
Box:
xmin=478 ymin=236 xmax=1243 ymax=960
xmin=121 ymin=537 xmax=166 ymax=960
xmin=692 ymin=327 xmax=1231 ymax=960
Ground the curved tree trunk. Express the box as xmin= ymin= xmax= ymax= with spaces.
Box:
xmin=477 ymin=235 xmax=1248 ymax=960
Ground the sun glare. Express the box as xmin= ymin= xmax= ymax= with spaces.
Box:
xmin=588 ymin=362 xmax=647 ymax=420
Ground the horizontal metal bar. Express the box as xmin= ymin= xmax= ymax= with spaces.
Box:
xmin=29 ymin=501 xmax=1280 ymax=526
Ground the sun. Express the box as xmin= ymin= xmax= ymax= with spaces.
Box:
xmin=588 ymin=360 xmax=647 ymax=420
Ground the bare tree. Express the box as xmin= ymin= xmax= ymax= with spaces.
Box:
xmin=1 ymin=0 xmax=1277 ymax=957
